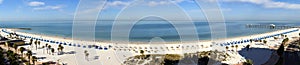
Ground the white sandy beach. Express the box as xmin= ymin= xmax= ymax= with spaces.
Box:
xmin=1 ymin=28 xmax=299 ymax=65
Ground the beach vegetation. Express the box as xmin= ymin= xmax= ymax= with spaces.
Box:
xmin=47 ymin=45 xmax=51 ymax=54
xmin=29 ymin=38 xmax=33 ymax=46
xmin=58 ymin=44 xmax=64 ymax=52
xmin=164 ymin=54 xmax=182 ymax=61
xmin=45 ymin=43 xmax=48 ymax=54
xmin=243 ymin=59 xmax=253 ymax=65
xmin=282 ymin=38 xmax=289 ymax=44
xmin=34 ymin=40 xmax=37 ymax=50
xmin=13 ymin=44 xmax=18 ymax=52
xmin=32 ymin=56 xmax=37 ymax=65
xmin=235 ymin=45 xmax=238 ymax=51
xmin=37 ymin=41 xmax=40 ymax=48
xmin=225 ymin=46 xmax=229 ymax=51
xmin=263 ymin=40 xmax=267 ymax=44
xmin=84 ymin=50 xmax=89 ymax=60
xmin=19 ymin=47 xmax=25 ymax=57
xmin=285 ymin=35 xmax=287 ymax=38
xmin=274 ymin=37 xmax=278 ymax=40
xmin=281 ymin=34 xmax=284 ymax=38
xmin=26 ymin=50 xmax=32 ymax=64
xmin=51 ymin=48 xmax=55 ymax=55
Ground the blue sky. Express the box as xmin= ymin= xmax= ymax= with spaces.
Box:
xmin=1 ymin=0 xmax=300 ymax=21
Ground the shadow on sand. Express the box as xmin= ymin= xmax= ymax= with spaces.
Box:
xmin=238 ymin=48 xmax=300 ymax=65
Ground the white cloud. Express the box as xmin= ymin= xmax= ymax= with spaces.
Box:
xmin=223 ymin=0 xmax=300 ymax=9
xmin=107 ymin=1 xmax=129 ymax=7
xmin=103 ymin=0 xmax=187 ymax=8
xmin=28 ymin=1 xmax=45 ymax=6
xmin=0 ymin=0 xmax=3 ymax=4
xmin=147 ymin=0 xmax=185 ymax=7
xmin=33 ymin=5 xmax=63 ymax=10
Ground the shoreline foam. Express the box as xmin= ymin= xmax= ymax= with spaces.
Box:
xmin=7 ymin=28 xmax=287 ymax=44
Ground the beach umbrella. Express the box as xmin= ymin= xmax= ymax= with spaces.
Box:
xmin=63 ymin=43 xmax=67 ymax=45
xmin=68 ymin=44 xmax=72 ymax=46
xmin=104 ymin=47 xmax=108 ymax=50
xmin=220 ymin=44 xmax=223 ymax=46
xmin=88 ymin=45 xmax=92 ymax=48
xmin=83 ymin=46 xmax=86 ymax=48
xmin=95 ymin=46 xmax=99 ymax=49
xmin=99 ymin=46 xmax=103 ymax=50
xmin=77 ymin=45 xmax=81 ymax=47
xmin=227 ymin=42 xmax=230 ymax=45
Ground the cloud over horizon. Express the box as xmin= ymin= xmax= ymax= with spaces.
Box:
xmin=33 ymin=5 xmax=63 ymax=10
xmin=223 ymin=0 xmax=300 ymax=9
xmin=28 ymin=1 xmax=45 ymax=6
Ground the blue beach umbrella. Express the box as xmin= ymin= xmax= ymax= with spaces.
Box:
xmin=99 ymin=46 xmax=103 ymax=50
xmin=104 ymin=47 xmax=108 ymax=50
xmin=95 ymin=46 xmax=99 ymax=49
xmin=227 ymin=42 xmax=230 ymax=45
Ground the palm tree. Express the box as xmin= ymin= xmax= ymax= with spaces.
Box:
xmin=225 ymin=46 xmax=229 ymax=51
xmin=84 ymin=50 xmax=89 ymax=60
xmin=231 ymin=45 xmax=234 ymax=51
xmin=263 ymin=40 xmax=267 ymax=44
xmin=19 ymin=47 xmax=25 ymax=57
xmin=60 ymin=45 xmax=64 ymax=52
xmin=29 ymin=38 xmax=33 ymax=47
xmin=51 ymin=48 xmax=55 ymax=55
xmin=34 ymin=40 xmax=37 ymax=50
xmin=37 ymin=41 xmax=40 ymax=48
xmin=48 ymin=45 xmax=51 ymax=54
xmin=235 ymin=45 xmax=238 ymax=52
xmin=42 ymin=46 xmax=45 ymax=54
xmin=45 ymin=44 xmax=48 ymax=53
xmin=282 ymin=38 xmax=289 ymax=45
xmin=139 ymin=50 xmax=145 ymax=59
xmin=32 ymin=56 xmax=37 ymax=65
xmin=58 ymin=44 xmax=62 ymax=52
xmin=26 ymin=50 xmax=32 ymax=64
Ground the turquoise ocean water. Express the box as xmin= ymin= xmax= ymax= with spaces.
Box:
xmin=0 ymin=21 xmax=298 ymax=42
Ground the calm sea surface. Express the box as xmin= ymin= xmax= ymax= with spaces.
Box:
xmin=0 ymin=21 xmax=299 ymax=42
